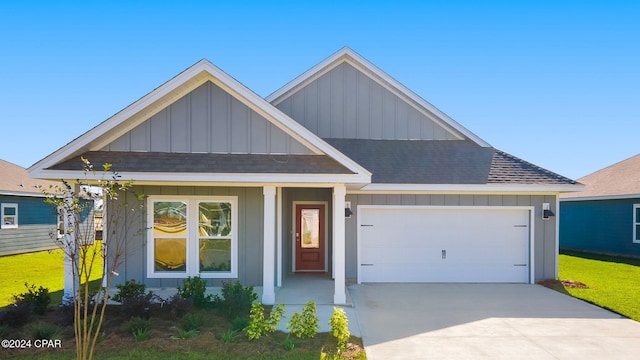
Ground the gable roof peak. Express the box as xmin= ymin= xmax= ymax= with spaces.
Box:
xmin=266 ymin=47 xmax=491 ymax=148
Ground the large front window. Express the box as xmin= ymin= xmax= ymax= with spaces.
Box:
xmin=147 ymin=196 xmax=237 ymax=278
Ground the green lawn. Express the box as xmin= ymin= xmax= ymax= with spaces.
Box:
xmin=0 ymin=246 xmax=103 ymax=308
xmin=558 ymin=251 xmax=640 ymax=321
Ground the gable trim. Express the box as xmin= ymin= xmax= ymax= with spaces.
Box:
xmin=29 ymin=60 xmax=372 ymax=181
xmin=266 ymin=47 xmax=490 ymax=147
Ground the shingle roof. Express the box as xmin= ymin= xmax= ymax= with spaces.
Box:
xmin=49 ymin=151 xmax=354 ymax=175
xmin=324 ymin=139 xmax=578 ymax=185
xmin=561 ymin=153 xmax=640 ymax=199
xmin=0 ymin=159 xmax=61 ymax=195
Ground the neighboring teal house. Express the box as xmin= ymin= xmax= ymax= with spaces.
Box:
xmin=560 ymin=154 xmax=640 ymax=257
xmin=0 ymin=159 xmax=61 ymax=256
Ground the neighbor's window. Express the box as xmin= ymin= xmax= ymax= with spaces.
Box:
xmin=147 ymin=196 xmax=237 ymax=278
xmin=1 ymin=203 xmax=18 ymax=229
xmin=634 ymin=204 xmax=640 ymax=244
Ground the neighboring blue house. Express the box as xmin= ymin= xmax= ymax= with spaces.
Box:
xmin=560 ymin=154 xmax=640 ymax=258
xmin=0 ymin=159 xmax=61 ymax=256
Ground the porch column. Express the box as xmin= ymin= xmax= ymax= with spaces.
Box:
xmin=62 ymin=196 xmax=77 ymax=303
xmin=262 ymin=186 xmax=276 ymax=305
xmin=333 ymin=185 xmax=347 ymax=304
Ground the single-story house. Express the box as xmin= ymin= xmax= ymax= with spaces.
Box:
xmin=29 ymin=47 xmax=581 ymax=304
xmin=0 ymin=159 xmax=61 ymax=256
xmin=560 ymin=154 xmax=640 ymax=257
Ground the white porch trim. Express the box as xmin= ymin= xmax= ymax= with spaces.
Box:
xmin=262 ymin=186 xmax=277 ymax=304
xmin=332 ymin=185 xmax=347 ymax=304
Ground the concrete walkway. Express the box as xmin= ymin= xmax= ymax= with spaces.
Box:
xmin=349 ymin=283 xmax=640 ymax=360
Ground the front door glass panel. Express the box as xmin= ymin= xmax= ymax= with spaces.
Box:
xmin=300 ymin=209 xmax=320 ymax=249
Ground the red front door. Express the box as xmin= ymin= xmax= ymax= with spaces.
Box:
xmin=295 ymin=204 xmax=325 ymax=271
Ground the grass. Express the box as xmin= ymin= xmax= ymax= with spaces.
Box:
xmin=556 ymin=250 xmax=640 ymax=321
xmin=0 ymin=244 xmax=103 ymax=308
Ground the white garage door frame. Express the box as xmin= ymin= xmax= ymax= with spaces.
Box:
xmin=356 ymin=205 xmax=535 ymax=284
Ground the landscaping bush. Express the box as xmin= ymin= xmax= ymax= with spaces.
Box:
xmin=246 ymin=303 xmax=286 ymax=340
xmin=179 ymin=313 xmax=203 ymax=331
xmin=112 ymin=279 xmax=155 ymax=318
xmin=27 ymin=322 xmax=61 ymax=340
xmin=287 ymin=300 xmax=320 ymax=339
xmin=125 ymin=316 xmax=151 ymax=333
xmin=213 ymin=280 xmax=258 ymax=319
xmin=162 ymin=293 xmax=193 ymax=319
xmin=0 ymin=301 xmax=32 ymax=328
xmin=13 ymin=283 xmax=51 ymax=315
xmin=329 ymin=307 xmax=350 ymax=352
xmin=177 ymin=276 xmax=213 ymax=308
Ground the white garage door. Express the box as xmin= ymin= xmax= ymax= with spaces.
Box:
xmin=358 ymin=206 xmax=531 ymax=283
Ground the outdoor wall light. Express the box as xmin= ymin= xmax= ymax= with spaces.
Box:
xmin=542 ymin=203 xmax=555 ymax=220
xmin=345 ymin=201 xmax=353 ymax=218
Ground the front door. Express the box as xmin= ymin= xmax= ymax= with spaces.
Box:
xmin=295 ymin=204 xmax=326 ymax=271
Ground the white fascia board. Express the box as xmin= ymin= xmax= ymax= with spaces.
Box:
xmin=30 ymin=169 xmax=370 ymax=186
xmin=560 ymin=194 xmax=640 ymax=202
xmin=353 ymin=183 xmax=584 ymax=194
xmin=29 ymin=59 xmax=370 ymax=181
xmin=29 ymin=60 xmax=214 ymax=175
xmin=0 ymin=191 xmax=50 ymax=198
xmin=266 ymin=47 xmax=491 ymax=147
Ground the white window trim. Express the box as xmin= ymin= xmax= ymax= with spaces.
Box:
xmin=1 ymin=203 xmax=18 ymax=229
xmin=634 ymin=204 xmax=640 ymax=244
xmin=146 ymin=195 xmax=238 ymax=279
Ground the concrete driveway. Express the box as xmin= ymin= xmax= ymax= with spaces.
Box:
xmin=348 ymin=283 xmax=640 ymax=360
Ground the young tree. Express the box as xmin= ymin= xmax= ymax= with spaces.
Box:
xmin=40 ymin=158 xmax=143 ymax=360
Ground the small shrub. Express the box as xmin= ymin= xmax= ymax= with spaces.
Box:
xmin=126 ymin=316 xmax=151 ymax=333
xmin=180 ymin=313 xmax=203 ymax=331
xmin=27 ymin=322 xmax=61 ymax=340
xmin=287 ymin=300 xmax=320 ymax=339
xmin=0 ymin=324 xmax=9 ymax=339
xmin=0 ymin=301 xmax=32 ymax=327
xmin=283 ymin=333 xmax=295 ymax=351
xmin=213 ymin=280 xmax=258 ymax=319
xmin=132 ymin=327 xmax=150 ymax=342
xmin=113 ymin=279 xmax=155 ymax=318
xmin=13 ymin=283 xmax=51 ymax=315
xmin=163 ymin=293 xmax=193 ymax=319
xmin=231 ymin=316 xmax=249 ymax=331
xmin=246 ymin=303 xmax=286 ymax=340
xmin=111 ymin=279 xmax=146 ymax=303
xmin=220 ymin=329 xmax=237 ymax=344
xmin=170 ymin=328 xmax=199 ymax=340
xmin=178 ymin=276 xmax=213 ymax=308
xmin=329 ymin=307 xmax=350 ymax=352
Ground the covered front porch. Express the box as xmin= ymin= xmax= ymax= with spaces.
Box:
xmin=262 ymin=184 xmax=349 ymax=305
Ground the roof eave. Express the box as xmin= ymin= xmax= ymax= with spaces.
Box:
xmin=353 ymin=183 xmax=585 ymax=194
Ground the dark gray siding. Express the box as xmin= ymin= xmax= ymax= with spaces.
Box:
xmin=275 ymin=62 xmax=457 ymax=141
xmin=560 ymin=198 xmax=640 ymax=257
xmin=0 ymin=195 xmax=58 ymax=256
xmin=108 ymin=185 xmax=263 ymax=288
xmin=346 ymin=193 xmax=559 ymax=282
xmin=105 ymin=81 xmax=312 ymax=155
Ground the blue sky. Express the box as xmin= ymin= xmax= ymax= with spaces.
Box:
xmin=1 ymin=1 xmax=638 ymax=180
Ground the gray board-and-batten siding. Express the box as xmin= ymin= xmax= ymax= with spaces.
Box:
xmin=275 ymin=62 xmax=458 ymax=141
xmin=109 ymin=186 xmax=558 ymax=287
xmin=104 ymin=81 xmax=312 ymax=155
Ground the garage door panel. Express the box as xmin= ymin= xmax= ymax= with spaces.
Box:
xmin=359 ymin=207 xmax=531 ymax=283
